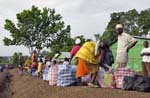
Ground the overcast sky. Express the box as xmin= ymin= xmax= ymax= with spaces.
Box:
xmin=0 ymin=0 xmax=150 ymax=56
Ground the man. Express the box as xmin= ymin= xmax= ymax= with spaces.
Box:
xmin=115 ymin=24 xmax=137 ymax=68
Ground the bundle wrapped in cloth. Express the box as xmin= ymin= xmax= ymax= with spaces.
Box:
xmin=57 ymin=65 xmax=77 ymax=86
xmin=114 ymin=67 xmax=136 ymax=88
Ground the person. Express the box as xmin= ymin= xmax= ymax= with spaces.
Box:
xmin=18 ymin=62 xmax=25 ymax=76
xmin=75 ymin=40 xmax=103 ymax=87
xmin=100 ymin=42 xmax=114 ymax=72
xmin=63 ymin=58 xmax=70 ymax=65
xmin=140 ymin=41 xmax=150 ymax=77
xmin=49 ymin=60 xmax=58 ymax=86
xmin=24 ymin=57 xmax=32 ymax=72
xmin=70 ymin=38 xmax=81 ymax=65
xmin=115 ymin=24 xmax=137 ymax=68
xmin=31 ymin=59 xmax=37 ymax=77
xmin=70 ymin=38 xmax=81 ymax=59
xmin=43 ymin=57 xmax=52 ymax=81
xmin=38 ymin=59 xmax=43 ymax=78
xmin=32 ymin=50 xmax=37 ymax=63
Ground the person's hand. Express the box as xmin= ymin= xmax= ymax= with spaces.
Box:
xmin=145 ymin=53 xmax=149 ymax=56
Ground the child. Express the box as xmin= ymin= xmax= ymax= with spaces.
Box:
xmin=38 ymin=59 xmax=43 ymax=78
xmin=141 ymin=41 xmax=150 ymax=77
xmin=63 ymin=58 xmax=70 ymax=65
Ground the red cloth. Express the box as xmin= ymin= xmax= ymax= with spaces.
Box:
xmin=70 ymin=45 xmax=81 ymax=57
xmin=114 ymin=68 xmax=136 ymax=88
xmin=31 ymin=62 xmax=37 ymax=69
xmin=32 ymin=53 xmax=36 ymax=63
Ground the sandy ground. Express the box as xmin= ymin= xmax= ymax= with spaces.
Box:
xmin=0 ymin=69 xmax=150 ymax=98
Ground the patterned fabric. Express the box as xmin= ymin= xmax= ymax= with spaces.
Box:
xmin=43 ymin=67 xmax=50 ymax=81
xmin=49 ymin=64 xmax=58 ymax=86
xmin=114 ymin=68 xmax=136 ymax=88
xmin=57 ymin=65 xmax=77 ymax=86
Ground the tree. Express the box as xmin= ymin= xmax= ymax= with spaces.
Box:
xmin=138 ymin=9 xmax=150 ymax=36
xmin=102 ymin=8 xmax=150 ymax=44
xmin=3 ymin=5 xmax=70 ymax=54
xmin=11 ymin=52 xmax=24 ymax=67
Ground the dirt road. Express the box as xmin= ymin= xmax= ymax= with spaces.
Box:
xmin=1 ymin=69 xmax=150 ymax=98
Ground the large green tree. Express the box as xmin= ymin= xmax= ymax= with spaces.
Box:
xmin=3 ymin=5 xmax=70 ymax=54
xmin=102 ymin=8 xmax=150 ymax=44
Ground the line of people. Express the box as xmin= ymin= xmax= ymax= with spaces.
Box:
xmin=18 ymin=24 xmax=150 ymax=90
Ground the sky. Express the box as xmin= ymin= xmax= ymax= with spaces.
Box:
xmin=0 ymin=0 xmax=150 ymax=56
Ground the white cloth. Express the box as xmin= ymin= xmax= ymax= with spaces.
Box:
xmin=46 ymin=61 xmax=51 ymax=68
xmin=63 ymin=61 xmax=69 ymax=65
xmin=116 ymin=33 xmax=137 ymax=63
xmin=141 ymin=48 xmax=150 ymax=62
xmin=95 ymin=40 xmax=100 ymax=56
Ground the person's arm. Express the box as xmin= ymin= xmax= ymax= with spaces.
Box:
xmin=70 ymin=47 xmax=75 ymax=61
xmin=98 ymin=50 xmax=109 ymax=71
xmin=141 ymin=52 xmax=146 ymax=56
xmin=97 ymin=49 xmax=104 ymax=64
xmin=127 ymin=35 xmax=138 ymax=52
xmin=127 ymin=40 xmax=137 ymax=52
xmin=109 ymin=39 xmax=118 ymax=46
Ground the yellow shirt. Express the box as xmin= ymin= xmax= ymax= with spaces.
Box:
xmin=75 ymin=41 xmax=98 ymax=64
xmin=25 ymin=58 xmax=32 ymax=67
xmin=38 ymin=62 xmax=43 ymax=72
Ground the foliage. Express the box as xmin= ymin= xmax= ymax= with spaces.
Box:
xmin=3 ymin=5 xmax=70 ymax=54
xmin=0 ymin=57 xmax=11 ymax=64
xmin=11 ymin=52 xmax=24 ymax=67
xmin=94 ymin=33 xmax=101 ymax=41
xmin=102 ymin=8 xmax=150 ymax=43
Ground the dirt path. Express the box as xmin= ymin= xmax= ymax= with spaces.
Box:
xmin=5 ymin=69 xmax=150 ymax=98
xmin=0 ymin=70 xmax=12 ymax=98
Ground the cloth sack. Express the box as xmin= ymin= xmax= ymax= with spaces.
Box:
xmin=49 ymin=65 xmax=58 ymax=86
xmin=57 ymin=65 xmax=77 ymax=86
xmin=114 ymin=67 xmax=136 ymax=88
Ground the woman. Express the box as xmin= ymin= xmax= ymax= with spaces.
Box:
xmin=75 ymin=40 xmax=104 ymax=87
xmin=70 ymin=38 xmax=81 ymax=65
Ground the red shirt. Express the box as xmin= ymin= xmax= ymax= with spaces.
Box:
xmin=70 ymin=45 xmax=81 ymax=57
